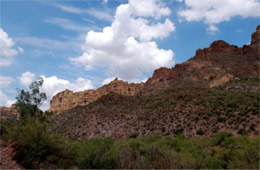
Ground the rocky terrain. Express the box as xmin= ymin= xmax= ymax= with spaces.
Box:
xmin=50 ymin=26 xmax=260 ymax=140
xmin=0 ymin=104 xmax=19 ymax=121
xmin=0 ymin=140 xmax=23 ymax=170
xmin=50 ymin=78 xmax=144 ymax=114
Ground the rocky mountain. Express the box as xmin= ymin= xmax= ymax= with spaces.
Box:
xmin=50 ymin=26 xmax=259 ymax=140
xmin=0 ymin=104 xmax=19 ymax=121
xmin=50 ymin=78 xmax=144 ymax=114
xmin=145 ymin=27 xmax=259 ymax=90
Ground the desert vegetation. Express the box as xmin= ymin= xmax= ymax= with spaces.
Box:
xmin=2 ymin=120 xmax=259 ymax=169
xmin=0 ymin=78 xmax=259 ymax=169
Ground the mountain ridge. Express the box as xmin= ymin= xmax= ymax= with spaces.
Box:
xmin=49 ymin=26 xmax=259 ymax=140
xmin=49 ymin=25 xmax=259 ymax=114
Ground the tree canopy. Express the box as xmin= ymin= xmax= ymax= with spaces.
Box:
xmin=16 ymin=78 xmax=47 ymax=119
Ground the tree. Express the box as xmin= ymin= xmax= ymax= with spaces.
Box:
xmin=16 ymin=78 xmax=47 ymax=119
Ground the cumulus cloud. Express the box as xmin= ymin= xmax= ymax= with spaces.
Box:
xmin=0 ymin=28 xmax=20 ymax=66
xmin=102 ymin=77 xmax=116 ymax=85
xmin=18 ymin=71 xmax=94 ymax=111
xmin=19 ymin=71 xmax=36 ymax=87
xmin=40 ymin=75 xmax=94 ymax=111
xmin=0 ymin=90 xmax=15 ymax=107
xmin=19 ymin=71 xmax=94 ymax=111
xmin=178 ymin=0 xmax=260 ymax=32
xmin=0 ymin=76 xmax=14 ymax=89
xmin=70 ymin=0 xmax=175 ymax=81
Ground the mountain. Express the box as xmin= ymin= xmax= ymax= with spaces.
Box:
xmin=50 ymin=26 xmax=259 ymax=140
xmin=50 ymin=78 xmax=144 ymax=114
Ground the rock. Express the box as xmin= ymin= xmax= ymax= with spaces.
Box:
xmin=49 ymin=25 xmax=260 ymax=114
xmin=0 ymin=104 xmax=19 ymax=121
xmin=251 ymin=25 xmax=260 ymax=45
xmin=145 ymin=25 xmax=260 ymax=89
xmin=209 ymin=74 xmax=234 ymax=88
xmin=49 ymin=78 xmax=144 ymax=114
xmin=0 ymin=140 xmax=23 ymax=170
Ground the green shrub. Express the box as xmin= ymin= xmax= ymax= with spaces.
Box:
xmin=196 ymin=128 xmax=204 ymax=135
xmin=4 ymin=118 xmax=73 ymax=169
xmin=71 ymin=137 xmax=114 ymax=169
xmin=4 ymin=127 xmax=259 ymax=169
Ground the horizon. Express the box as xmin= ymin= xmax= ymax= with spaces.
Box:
xmin=0 ymin=0 xmax=259 ymax=110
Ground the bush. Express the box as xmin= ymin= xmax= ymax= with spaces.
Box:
xmin=4 ymin=128 xmax=259 ymax=169
xmin=196 ymin=128 xmax=204 ymax=135
xmin=4 ymin=118 xmax=73 ymax=169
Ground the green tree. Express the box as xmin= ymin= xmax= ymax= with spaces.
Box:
xmin=16 ymin=78 xmax=47 ymax=119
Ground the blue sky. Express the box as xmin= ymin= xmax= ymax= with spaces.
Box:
xmin=0 ymin=0 xmax=259 ymax=110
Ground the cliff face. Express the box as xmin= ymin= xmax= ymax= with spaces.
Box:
xmin=50 ymin=26 xmax=260 ymax=140
xmin=0 ymin=104 xmax=19 ymax=121
xmin=145 ymin=26 xmax=260 ymax=89
xmin=50 ymin=25 xmax=260 ymax=114
xmin=50 ymin=78 xmax=144 ymax=114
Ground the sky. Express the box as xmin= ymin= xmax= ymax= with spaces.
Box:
xmin=0 ymin=0 xmax=259 ymax=110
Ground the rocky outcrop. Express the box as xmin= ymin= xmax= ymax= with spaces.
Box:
xmin=50 ymin=78 xmax=144 ymax=114
xmin=50 ymin=25 xmax=260 ymax=114
xmin=145 ymin=25 xmax=260 ymax=89
xmin=251 ymin=25 xmax=260 ymax=45
xmin=0 ymin=104 xmax=19 ymax=121
xmin=50 ymin=26 xmax=260 ymax=140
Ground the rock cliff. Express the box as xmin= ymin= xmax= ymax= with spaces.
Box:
xmin=50 ymin=25 xmax=260 ymax=114
xmin=0 ymin=104 xmax=19 ymax=121
xmin=50 ymin=78 xmax=144 ymax=114
xmin=50 ymin=26 xmax=260 ymax=140
xmin=145 ymin=26 xmax=260 ymax=90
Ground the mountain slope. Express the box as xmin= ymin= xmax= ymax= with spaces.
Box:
xmin=50 ymin=26 xmax=260 ymax=140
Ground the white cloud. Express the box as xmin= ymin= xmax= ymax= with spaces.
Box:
xmin=0 ymin=76 xmax=14 ymax=89
xmin=19 ymin=72 xmax=36 ymax=87
xmin=129 ymin=0 xmax=171 ymax=19
xmin=40 ymin=75 xmax=94 ymax=111
xmin=103 ymin=0 xmax=108 ymax=4
xmin=18 ymin=46 xmax=24 ymax=53
xmin=102 ymin=77 xmax=116 ymax=85
xmin=71 ymin=0 xmax=175 ymax=81
xmin=18 ymin=71 xmax=94 ymax=111
xmin=54 ymin=4 xmax=113 ymax=21
xmin=0 ymin=28 xmax=19 ymax=66
xmin=15 ymin=36 xmax=81 ymax=52
xmin=0 ymin=90 xmax=15 ymax=107
xmin=87 ymin=8 xmax=114 ymax=21
xmin=178 ymin=0 xmax=260 ymax=32
xmin=102 ymin=76 xmax=147 ymax=86
xmin=44 ymin=17 xmax=91 ymax=32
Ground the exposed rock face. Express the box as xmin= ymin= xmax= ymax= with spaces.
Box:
xmin=251 ymin=25 xmax=260 ymax=45
xmin=145 ymin=26 xmax=260 ymax=89
xmin=50 ymin=78 xmax=144 ymax=114
xmin=0 ymin=104 xmax=19 ymax=120
xmin=50 ymin=25 xmax=260 ymax=114
xmin=50 ymin=26 xmax=260 ymax=140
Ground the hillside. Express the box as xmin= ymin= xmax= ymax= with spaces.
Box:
xmin=50 ymin=26 xmax=260 ymax=140
xmin=50 ymin=78 xmax=144 ymax=114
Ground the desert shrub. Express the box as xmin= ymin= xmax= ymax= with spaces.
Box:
xmin=4 ymin=128 xmax=259 ymax=169
xmin=71 ymin=137 xmax=114 ymax=169
xmin=0 ymin=114 xmax=17 ymax=136
xmin=212 ymin=132 xmax=233 ymax=145
xmin=4 ymin=118 xmax=73 ymax=169
xmin=196 ymin=128 xmax=204 ymax=135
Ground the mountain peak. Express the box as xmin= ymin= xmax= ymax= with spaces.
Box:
xmin=251 ymin=25 xmax=260 ymax=45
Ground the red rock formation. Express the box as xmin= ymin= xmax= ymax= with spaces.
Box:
xmin=146 ymin=25 xmax=260 ymax=89
xmin=50 ymin=78 xmax=144 ymax=114
xmin=0 ymin=104 xmax=19 ymax=120
xmin=50 ymin=25 xmax=260 ymax=114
